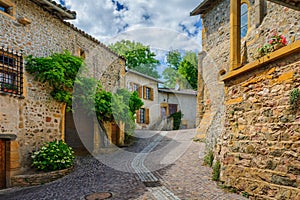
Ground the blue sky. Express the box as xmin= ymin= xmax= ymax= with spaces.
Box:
xmin=54 ymin=0 xmax=203 ymax=75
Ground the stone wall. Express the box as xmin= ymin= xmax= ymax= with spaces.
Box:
xmin=198 ymin=0 xmax=300 ymax=198
xmin=221 ymin=52 xmax=300 ymax=199
xmin=0 ymin=0 xmax=125 ymax=175
xmin=200 ymin=0 xmax=300 ymax=150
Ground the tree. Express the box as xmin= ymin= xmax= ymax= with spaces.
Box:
xmin=163 ymin=50 xmax=198 ymax=90
xmin=162 ymin=50 xmax=182 ymax=88
xmin=108 ymin=40 xmax=160 ymax=78
xmin=178 ymin=52 xmax=198 ymax=90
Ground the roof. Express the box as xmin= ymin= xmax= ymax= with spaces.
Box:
xmin=190 ymin=0 xmax=215 ymax=16
xmin=126 ymin=69 xmax=164 ymax=84
xmin=62 ymin=21 xmax=125 ymax=60
xmin=30 ymin=0 xmax=76 ymax=20
xmin=158 ymin=88 xmax=197 ymax=96
xmin=267 ymin=0 xmax=300 ymax=11
xmin=190 ymin=0 xmax=300 ymax=16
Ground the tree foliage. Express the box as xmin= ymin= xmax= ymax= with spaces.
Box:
xmin=163 ymin=50 xmax=198 ymax=90
xmin=178 ymin=52 xmax=198 ymax=90
xmin=108 ymin=40 xmax=160 ymax=78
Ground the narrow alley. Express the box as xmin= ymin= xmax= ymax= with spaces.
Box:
xmin=0 ymin=130 xmax=245 ymax=200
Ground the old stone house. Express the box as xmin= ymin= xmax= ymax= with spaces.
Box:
xmin=125 ymin=69 xmax=197 ymax=130
xmin=0 ymin=0 xmax=125 ymax=189
xmin=125 ymin=69 xmax=163 ymax=129
xmin=191 ymin=0 xmax=300 ymax=198
xmin=158 ymin=88 xmax=197 ymax=129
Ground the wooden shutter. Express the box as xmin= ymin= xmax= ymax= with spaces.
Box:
xmin=138 ymin=86 xmax=142 ymax=98
xmin=136 ymin=110 xmax=140 ymax=124
xmin=150 ymin=88 xmax=154 ymax=101
xmin=143 ymin=86 xmax=147 ymax=99
xmin=145 ymin=108 xmax=150 ymax=124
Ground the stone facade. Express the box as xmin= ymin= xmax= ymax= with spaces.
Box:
xmin=0 ymin=0 xmax=125 ymax=187
xmin=192 ymin=0 xmax=300 ymax=198
xmin=221 ymin=51 xmax=300 ymax=199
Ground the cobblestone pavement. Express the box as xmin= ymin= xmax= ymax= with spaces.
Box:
xmin=0 ymin=129 xmax=246 ymax=200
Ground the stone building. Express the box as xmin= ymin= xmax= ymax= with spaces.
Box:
xmin=191 ymin=0 xmax=300 ymax=198
xmin=125 ymin=69 xmax=163 ymax=129
xmin=158 ymin=88 xmax=197 ymax=129
xmin=0 ymin=0 xmax=125 ymax=189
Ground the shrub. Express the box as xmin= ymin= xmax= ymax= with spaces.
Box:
xmin=31 ymin=140 xmax=75 ymax=172
xmin=212 ymin=160 xmax=221 ymax=181
xmin=203 ymin=150 xmax=214 ymax=167
xmin=289 ymin=88 xmax=300 ymax=110
xmin=169 ymin=111 xmax=183 ymax=130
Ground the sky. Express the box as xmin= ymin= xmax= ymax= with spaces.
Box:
xmin=54 ymin=0 xmax=203 ymax=75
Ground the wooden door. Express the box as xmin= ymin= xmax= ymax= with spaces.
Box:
xmin=0 ymin=140 xmax=6 ymax=189
xmin=111 ymin=124 xmax=119 ymax=145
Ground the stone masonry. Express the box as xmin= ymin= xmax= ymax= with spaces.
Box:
xmin=192 ymin=0 xmax=300 ymax=198
xmin=0 ymin=0 xmax=125 ymax=183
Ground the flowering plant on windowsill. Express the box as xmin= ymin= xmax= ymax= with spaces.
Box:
xmin=256 ymin=32 xmax=288 ymax=58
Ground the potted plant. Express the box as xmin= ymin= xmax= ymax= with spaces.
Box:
xmin=256 ymin=32 xmax=288 ymax=58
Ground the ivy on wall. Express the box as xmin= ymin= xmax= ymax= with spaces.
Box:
xmin=26 ymin=51 xmax=143 ymax=142
xmin=26 ymin=51 xmax=83 ymax=111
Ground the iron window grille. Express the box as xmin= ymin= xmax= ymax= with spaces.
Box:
xmin=0 ymin=47 xmax=23 ymax=96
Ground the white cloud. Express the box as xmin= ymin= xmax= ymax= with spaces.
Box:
xmin=54 ymin=0 xmax=202 ymax=50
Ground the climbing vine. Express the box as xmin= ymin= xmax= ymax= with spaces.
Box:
xmin=26 ymin=51 xmax=83 ymax=111
xmin=26 ymin=51 xmax=143 ymax=143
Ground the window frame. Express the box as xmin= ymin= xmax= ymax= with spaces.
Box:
xmin=0 ymin=0 xmax=16 ymax=19
xmin=240 ymin=0 xmax=250 ymax=39
xmin=0 ymin=47 xmax=23 ymax=96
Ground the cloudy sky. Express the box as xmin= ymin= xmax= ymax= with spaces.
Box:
xmin=54 ymin=0 xmax=203 ymax=74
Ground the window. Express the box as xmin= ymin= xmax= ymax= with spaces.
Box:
xmin=0 ymin=47 xmax=23 ymax=95
xmin=143 ymin=86 xmax=153 ymax=100
xmin=136 ymin=108 xmax=149 ymax=124
xmin=140 ymin=108 xmax=145 ymax=124
xmin=241 ymin=3 xmax=249 ymax=38
xmin=130 ymin=82 xmax=142 ymax=98
xmin=0 ymin=0 xmax=15 ymax=17
xmin=146 ymin=87 xmax=151 ymax=99
xmin=133 ymin=83 xmax=139 ymax=92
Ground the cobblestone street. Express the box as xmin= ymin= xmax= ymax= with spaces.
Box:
xmin=0 ymin=130 xmax=245 ymax=200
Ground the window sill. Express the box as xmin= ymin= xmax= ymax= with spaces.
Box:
xmin=222 ymin=40 xmax=300 ymax=81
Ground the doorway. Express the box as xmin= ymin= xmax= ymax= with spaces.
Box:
xmin=0 ymin=139 xmax=6 ymax=189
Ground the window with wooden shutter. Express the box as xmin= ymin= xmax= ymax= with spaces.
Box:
xmin=143 ymin=86 xmax=153 ymax=100
xmin=145 ymin=108 xmax=150 ymax=124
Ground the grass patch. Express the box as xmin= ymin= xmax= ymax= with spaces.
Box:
xmin=203 ymin=150 xmax=214 ymax=167
xmin=212 ymin=160 xmax=221 ymax=181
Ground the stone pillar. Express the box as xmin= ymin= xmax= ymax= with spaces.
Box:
xmin=196 ymin=51 xmax=206 ymax=127
xmin=230 ymin=0 xmax=241 ymax=70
